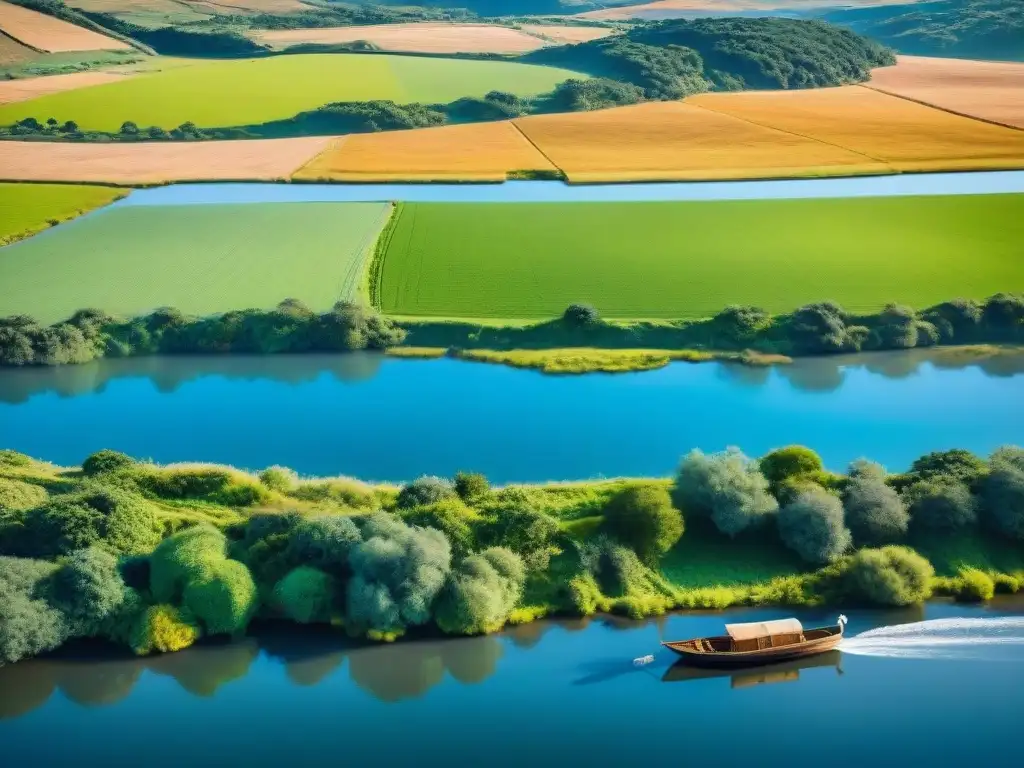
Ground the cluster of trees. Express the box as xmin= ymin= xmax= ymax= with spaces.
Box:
xmin=823 ymin=0 xmax=1023 ymax=62
xmin=0 ymin=301 xmax=405 ymax=367
xmin=528 ymin=17 xmax=893 ymax=98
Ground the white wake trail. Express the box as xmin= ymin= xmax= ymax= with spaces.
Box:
xmin=841 ymin=617 xmax=1024 ymax=660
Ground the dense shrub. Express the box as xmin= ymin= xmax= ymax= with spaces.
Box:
xmin=869 ymin=304 xmax=918 ymax=349
xmin=713 ymin=305 xmax=770 ymax=344
xmin=82 ymin=449 xmax=135 ymax=476
xmin=130 ymin=605 xmax=200 ymax=656
xmin=0 ymin=477 xmax=48 ymax=511
xmin=286 ymin=514 xmax=361 ymax=577
xmin=778 ymin=488 xmax=851 ymax=564
xmin=993 ymin=573 xmax=1021 ymax=594
xmin=345 ymin=514 xmax=451 ymax=638
xmin=182 ymin=558 xmax=259 ymax=636
xmin=842 ymin=474 xmax=909 ymax=545
xmin=562 ymin=303 xmax=601 ymax=328
xmin=787 ymin=302 xmax=851 ymax=353
xmin=602 ymin=484 xmax=683 ymax=564
xmin=982 ymin=292 xmax=1024 ymax=331
xmin=903 ymin=479 xmax=977 ymax=531
xmin=847 ymin=459 xmax=887 ymax=482
xmin=542 ymin=78 xmax=646 ymax=111
xmin=760 ymin=446 xmax=824 ymax=486
xmin=954 ymin=568 xmax=995 ymax=602
xmin=672 ymin=448 xmax=778 ymax=536
xmin=980 ymin=447 xmax=1024 ymax=540
xmin=46 ymin=547 xmax=129 ymax=637
xmin=149 ymin=525 xmax=228 ymax=603
xmin=434 ymin=547 xmax=526 ymax=635
xmin=258 ymin=465 xmax=298 ymax=493
xmin=909 ymin=449 xmax=986 ymax=486
xmin=922 ymin=298 xmax=982 ymax=342
xmin=138 ymin=466 xmax=268 ymax=507
xmin=479 ymin=489 xmax=560 ymax=570
xmin=396 ymin=476 xmax=456 ymax=509
xmin=273 ymin=566 xmax=337 ymax=624
xmin=845 ymin=546 xmax=934 ymax=606
xmin=454 ymin=471 xmax=489 ymax=502
xmin=401 ymin=499 xmax=477 ymax=557
xmin=0 ymin=556 xmax=67 ymax=664
xmin=291 ymin=477 xmax=375 ymax=508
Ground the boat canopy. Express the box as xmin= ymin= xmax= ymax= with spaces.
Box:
xmin=725 ymin=618 xmax=803 ymax=641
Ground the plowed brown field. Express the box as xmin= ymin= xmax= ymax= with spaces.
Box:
xmin=0 ymin=136 xmax=333 ymax=184
xmin=868 ymin=56 xmax=1024 ymax=130
xmin=0 ymin=70 xmax=128 ymax=104
xmin=0 ymin=1 xmax=131 ymax=52
xmin=294 ymin=122 xmax=556 ymax=182
xmin=513 ymin=101 xmax=888 ymax=182
xmin=690 ymin=86 xmax=1024 ymax=172
xmin=518 ymin=24 xmax=615 ymax=44
xmin=254 ymin=22 xmax=548 ymax=53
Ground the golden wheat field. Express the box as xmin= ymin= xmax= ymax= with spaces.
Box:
xmin=0 ymin=136 xmax=333 ymax=184
xmin=517 ymin=24 xmax=615 ymax=44
xmin=512 ymin=101 xmax=888 ymax=182
xmin=254 ymin=22 xmax=549 ymax=53
xmin=690 ymin=86 xmax=1024 ymax=172
xmin=0 ymin=71 xmax=130 ymax=104
xmin=0 ymin=0 xmax=131 ymax=52
xmin=294 ymin=122 xmax=556 ymax=182
xmin=868 ymin=56 xmax=1024 ymax=130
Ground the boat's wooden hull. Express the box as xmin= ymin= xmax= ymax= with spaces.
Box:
xmin=661 ymin=624 xmax=843 ymax=668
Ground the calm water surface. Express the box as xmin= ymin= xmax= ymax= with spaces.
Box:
xmin=1 ymin=349 xmax=1022 ymax=481
xmin=114 ymin=171 xmax=1024 ymax=206
xmin=2 ymin=601 xmax=1023 ymax=767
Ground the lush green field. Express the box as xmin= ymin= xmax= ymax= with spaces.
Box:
xmin=0 ymin=202 xmax=391 ymax=323
xmin=377 ymin=195 xmax=1024 ymax=319
xmin=0 ymin=53 xmax=583 ymax=130
xmin=0 ymin=183 xmax=124 ymax=246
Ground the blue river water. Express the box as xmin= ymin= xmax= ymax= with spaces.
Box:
xmin=1 ymin=349 xmax=1021 ymax=482
xmin=2 ymin=600 xmax=1023 ymax=767
xmin=114 ymin=170 xmax=1024 ymax=206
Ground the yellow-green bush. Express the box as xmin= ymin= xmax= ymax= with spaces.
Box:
xmin=954 ymin=568 xmax=995 ymax=602
xmin=846 ymin=546 xmax=934 ymax=606
xmin=182 ymin=559 xmax=259 ymax=635
xmin=273 ymin=566 xmax=337 ymax=624
xmin=0 ymin=478 xmax=48 ymax=511
xmin=149 ymin=525 xmax=227 ymax=603
xmin=130 ymin=605 xmax=201 ymax=655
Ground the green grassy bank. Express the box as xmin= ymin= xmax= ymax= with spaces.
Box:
xmin=2 ymin=441 xmax=1023 ymax=665
xmin=0 ymin=183 xmax=125 ymax=247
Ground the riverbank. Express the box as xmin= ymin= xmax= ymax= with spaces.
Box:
xmin=2 ymin=442 xmax=1023 ymax=665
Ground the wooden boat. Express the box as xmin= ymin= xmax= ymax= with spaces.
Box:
xmin=662 ymin=650 xmax=843 ymax=688
xmin=661 ymin=615 xmax=846 ymax=668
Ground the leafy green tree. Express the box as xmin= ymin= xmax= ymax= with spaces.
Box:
xmin=434 ymin=548 xmax=525 ymax=635
xmin=273 ymin=566 xmax=337 ymax=624
xmin=903 ymin=479 xmax=977 ymax=531
xmin=454 ymin=471 xmax=489 ymax=502
xmin=778 ymin=488 xmax=851 ymax=564
xmin=980 ymin=447 xmax=1024 ymax=540
xmin=672 ymin=447 xmax=778 ymax=537
xmin=602 ymin=484 xmax=683 ymax=564
xmin=843 ymin=475 xmax=909 ymax=545
xmin=0 ymin=556 xmax=68 ymax=664
xmin=846 ymin=546 xmax=934 ymax=606
xmin=909 ymin=449 xmax=986 ymax=486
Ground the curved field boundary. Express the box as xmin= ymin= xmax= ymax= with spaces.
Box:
xmin=253 ymin=23 xmax=550 ymax=54
xmin=0 ymin=1 xmax=131 ymax=52
xmin=866 ymin=56 xmax=1024 ymax=132
xmin=0 ymin=70 xmax=130 ymax=104
xmin=366 ymin=202 xmax=404 ymax=309
xmin=0 ymin=182 xmax=123 ymax=246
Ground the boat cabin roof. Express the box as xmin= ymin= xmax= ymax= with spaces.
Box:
xmin=725 ymin=618 xmax=803 ymax=641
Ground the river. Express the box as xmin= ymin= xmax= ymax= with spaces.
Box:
xmin=1 ymin=348 xmax=1021 ymax=482
xmin=2 ymin=600 xmax=1023 ymax=767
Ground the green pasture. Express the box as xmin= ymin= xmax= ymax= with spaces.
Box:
xmin=0 ymin=183 xmax=124 ymax=246
xmin=0 ymin=53 xmax=583 ymax=130
xmin=376 ymin=195 xmax=1024 ymax=319
xmin=0 ymin=202 xmax=391 ymax=324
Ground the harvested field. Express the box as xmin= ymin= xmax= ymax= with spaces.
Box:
xmin=294 ymin=122 xmax=556 ymax=182
xmin=868 ymin=56 xmax=1024 ymax=131
xmin=0 ymin=1 xmax=131 ymax=52
xmin=0 ymin=29 xmax=35 ymax=64
xmin=518 ymin=24 xmax=615 ymax=44
xmin=0 ymin=70 xmax=128 ymax=104
xmin=581 ymin=0 xmax=925 ymax=19
xmin=0 ymin=182 xmax=123 ymax=246
xmin=0 ymin=53 xmax=582 ymax=130
xmin=689 ymin=86 xmax=1024 ymax=173
xmin=376 ymin=196 xmax=1024 ymax=320
xmin=0 ymin=202 xmax=393 ymax=324
xmin=254 ymin=23 xmax=548 ymax=54
xmin=0 ymin=136 xmax=333 ymax=184
xmin=513 ymin=101 xmax=888 ymax=182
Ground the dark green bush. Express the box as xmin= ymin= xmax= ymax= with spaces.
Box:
xmin=0 ymin=556 xmax=67 ymax=664
xmin=562 ymin=303 xmax=601 ymax=328
xmin=182 ymin=558 xmax=259 ymax=635
xmin=149 ymin=525 xmax=227 ymax=603
xmin=479 ymin=489 xmax=559 ymax=570
xmin=845 ymin=546 xmax=934 ymax=606
xmin=286 ymin=514 xmax=361 ymax=577
xmin=602 ymin=484 xmax=683 ymax=564
xmin=434 ymin=547 xmax=525 ymax=635
xmin=980 ymin=447 xmax=1024 ymax=540
xmin=842 ymin=475 xmax=909 ymax=545
xmin=82 ymin=449 xmax=135 ymax=476
xmin=396 ymin=476 xmax=456 ymax=509
xmin=778 ymin=488 xmax=851 ymax=564
xmin=273 ymin=566 xmax=337 ymax=624
xmin=909 ymin=449 xmax=986 ymax=486
xmin=46 ymin=547 xmax=129 ymax=637
xmin=454 ymin=471 xmax=489 ymax=502
xmin=903 ymin=479 xmax=977 ymax=531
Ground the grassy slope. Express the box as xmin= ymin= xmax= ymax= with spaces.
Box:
xmin=0 ymin=182 xmax=124 ymax=246
xmin=0 ymin=201 xmax=391 ymax=323
xmin=377 ymin=195 xmax=1024 ymax=320
xmin=0 ymin=53 xmax=583 ymax=130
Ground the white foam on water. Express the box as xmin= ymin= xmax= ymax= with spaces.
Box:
xmin=841 ymin=617 xmax=1024 ymax=660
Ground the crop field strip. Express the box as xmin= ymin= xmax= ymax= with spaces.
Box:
xmin=0 ymin=135 xmax=337 ymax=184
xmin=0 ymin=202 xmax=392 ymax=324
xmin=0 ymin=53 xmax=583 ymax=131
xmin=512 ymin=101 xmax=891 ymax=182
xmin=253 ymin=23 xmax=552 ymax=54
xmin=0 ymin=0 xmax=131 ymax=52
xmin=689 ymin=86 xmax=1024 ymax=173
xmin=867 ymin=56 xmax=1024 ymax=131
xmin=375 ymin=196 xmax=1024 ymax=320
xmin=516 ymin=25 xmax=614 ymax=44
xmin=0 ymin=70 xmax=130 ymax=103
xmin=580 ymin=0 xmax=926 ymax=19
xmin=0 ymin=182 xmax=123 ymax=246
xmin=294 ymin=122 xmax=557 ymax=182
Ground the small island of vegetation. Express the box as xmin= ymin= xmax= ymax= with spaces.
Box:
xmin=2 ymin=441 xmax=1023 ymax=665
